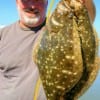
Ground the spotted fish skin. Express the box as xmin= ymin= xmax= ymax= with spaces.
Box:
xmin=33 ymin=0 xmax=98 ymax=100
xmin=62 ymin=1 xmax=98 ymax=100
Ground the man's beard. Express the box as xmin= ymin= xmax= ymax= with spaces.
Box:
xmin=18 ymin=6 xmax=40 ymax=27
xmin=22 ymin=14 xmax=40 ymax=26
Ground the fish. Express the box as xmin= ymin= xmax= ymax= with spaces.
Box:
xmin=33 ymin=0 xmax=99 ymax=100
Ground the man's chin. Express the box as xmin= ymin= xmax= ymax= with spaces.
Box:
xmin=23 ymin=19 xmax=40 ymax=27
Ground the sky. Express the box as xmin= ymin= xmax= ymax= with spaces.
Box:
xmin=0 ymin=0 xmax=100 ymax=100
xmin=0 ymin=0 xmax=100 ymax=34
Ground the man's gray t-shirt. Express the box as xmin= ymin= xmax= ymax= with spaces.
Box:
xmin=0 ymin=21 xmax=47 ymax=100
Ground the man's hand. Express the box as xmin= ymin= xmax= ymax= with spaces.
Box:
xmin=82 ymin=0 xmax=96 ymax=22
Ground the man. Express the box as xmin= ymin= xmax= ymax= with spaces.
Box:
xmin=0 ymin=0 xmax=96 ymax=100
xmin=0 ymin=0 xmax=48 ymax=100
xmin=16 ymin=0 xmax=48 ymax=28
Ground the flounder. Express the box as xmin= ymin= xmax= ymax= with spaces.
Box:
xmin=33 ymin=0 xmax=99 ymax=100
